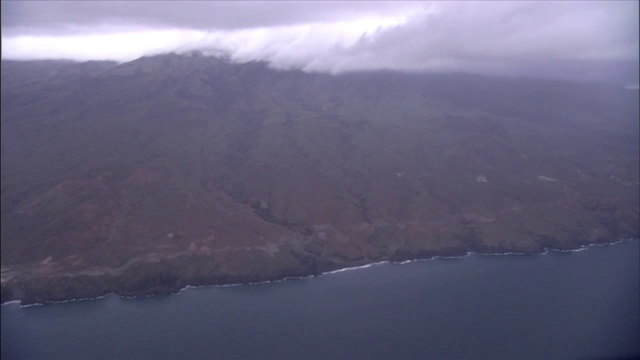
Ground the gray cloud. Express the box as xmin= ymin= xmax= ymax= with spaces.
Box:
xmin=1 ymin=1 xmax=422 ymax=35
xmin=2 ymin=1 xmax=638 ymax=86
xmin=316 ymin=2 xmax=639 ymax=82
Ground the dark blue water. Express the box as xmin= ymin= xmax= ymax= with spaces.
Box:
xmin=2 ymin=240 xmax=639 ymax=360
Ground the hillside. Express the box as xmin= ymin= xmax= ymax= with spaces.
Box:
xmin=2 ymin=53 xmax=638 ymax=304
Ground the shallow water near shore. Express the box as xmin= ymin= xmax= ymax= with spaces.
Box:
xmin=2 ymin=239 xmax=639 ymax=360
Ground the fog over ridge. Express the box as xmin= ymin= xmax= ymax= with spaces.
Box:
xmin=1 ymin=1 xmax=638 ymax=85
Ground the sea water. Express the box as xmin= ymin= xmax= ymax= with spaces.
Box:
xmin=2 ymin=239 xmax=639 ymax=360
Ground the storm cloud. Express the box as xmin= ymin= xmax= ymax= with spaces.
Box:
xmin=2 ymin=1 xmax=638 ymax=85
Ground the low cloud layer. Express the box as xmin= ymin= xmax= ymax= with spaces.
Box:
xmin=2 ymin=1 xmax=638 ymax=85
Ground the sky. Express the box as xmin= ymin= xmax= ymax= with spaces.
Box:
xmin=1 ymin=1 xmax=638 ymax=86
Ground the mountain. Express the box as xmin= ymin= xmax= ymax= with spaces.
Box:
xmin=1 ymin=52 xmax=638 ymax=304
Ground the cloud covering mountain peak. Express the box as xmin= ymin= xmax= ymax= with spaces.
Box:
xmin=2 ymin=1 xmax=637 ymax=85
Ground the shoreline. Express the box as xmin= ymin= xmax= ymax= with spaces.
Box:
xmin=3 ymin=237 xmax=637 ymax=308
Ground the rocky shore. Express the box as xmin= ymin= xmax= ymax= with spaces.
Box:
xmin=3 ymin=235 xmax=635 ymax=306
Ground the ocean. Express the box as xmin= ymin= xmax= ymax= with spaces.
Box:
xmin=2 ymin=239 xmax=639 ymax=360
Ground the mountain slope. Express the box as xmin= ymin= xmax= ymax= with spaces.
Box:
xmin=2 ymin=53 xmax=638 ymax=304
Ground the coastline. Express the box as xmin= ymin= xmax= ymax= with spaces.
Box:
xmin=3 ymin=237 xmax=637 ymax=308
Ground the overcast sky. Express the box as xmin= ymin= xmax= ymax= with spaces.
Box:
xmin=1 ymin=1 xmax=638 ymax=86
